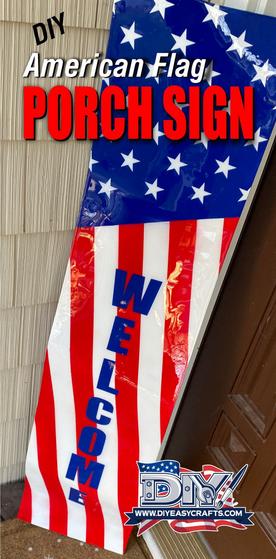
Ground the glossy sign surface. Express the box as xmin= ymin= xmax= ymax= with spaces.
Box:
xmin=19 ymin=0 xmax=276 ymax=554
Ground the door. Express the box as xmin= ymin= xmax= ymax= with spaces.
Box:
xmin=163 ymin=149 xmax=276 ymax=559
xmin=202 ymin=290 xmax=276 ymax=558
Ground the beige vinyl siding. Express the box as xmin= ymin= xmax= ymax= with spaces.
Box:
xmin=0 ymin=0 xmax=111 ymax=484
xmin=0 ymin=0 xmax=275 ymax=484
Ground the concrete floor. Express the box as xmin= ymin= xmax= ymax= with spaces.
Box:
xmin=1 ymin=482 xmax=211 ymax=559
xmin=0 ymin=482 xmax=149 ymax=559
xmin=1 ymin=519 xmax=148 ymax=559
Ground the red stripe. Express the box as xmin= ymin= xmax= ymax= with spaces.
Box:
xmin=202 ymin=464 xmax=226 ymax=473
xmin=17 ymin=477 xmax=32 ymax=523
xmin=212 ymin=520 xmax=246 ymax=530
xmin=115 ymin=223 xmax=144 ymax=551
xmin=219 ymin=218 xmax=239 ymax=270
xmin=70 ymin=228 xmax=105 ymax=547
xmin=160 ymin=220 xmax=197 ymax=439
xmin=35 ymin=353 xmax=68 ymax=533
xmin=171 ymin=522 xmax=218 ymax=533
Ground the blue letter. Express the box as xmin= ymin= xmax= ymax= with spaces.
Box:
xmin=66 ymin=454 xmax=104 ymax=488
xmin=68 ymin=487 xmax=87 ymax=505
xmin=78 ymin=426 xmax=106 ymax=456
xmin=107 ymin=316 xmax=135 ymax=355
xmin=97 ymin=359 xmax=118 ymax=395
xmin=112 ymin=269 xmax=162 ymax=315
xmin=86 ymin=397 xmax=113 ymax=425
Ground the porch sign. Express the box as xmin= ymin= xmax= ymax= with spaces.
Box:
xmin=19 ymin=0 xmax=276 ymax=554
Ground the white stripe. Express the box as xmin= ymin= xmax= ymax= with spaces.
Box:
xmin=174 ymin=520 xmax=242 ymax=528
xmin=138 ymin=222 xmax=169 ymax=461
xmin=173 ymin=520 xmax=220 ymax=528
xmin=48 ymin=262 xmax=87 ymax=541
xmin=93 ymin=226 xmax=123 ymax=554
xmin=188 ymin=219 xmax=224 ymax=359
xmin=25 ymin=424 xmax=49 ymax=528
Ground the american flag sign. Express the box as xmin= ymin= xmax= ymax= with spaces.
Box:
xmin=19 ymin=0 xmax=276 ymax=554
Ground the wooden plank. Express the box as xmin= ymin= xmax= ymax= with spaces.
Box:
xmin=0 ymin=236 xmax=15 ymax=308
xmin=15 ymin=231 xmax=72 ymax=306
xmin=19 ymin=302 xmax=57 ymax=367
xmin=0 ymin=0 xmax=99 ymax=29
xmin=0 ymin=307 xmax=21 ymax=371
xmin=0 ymin=142 xmax=25 ymax=235
xmin=0 ymin=366 xmax=32 ymax=423
xmin=25 ymin=142 xmax=89 ymax=233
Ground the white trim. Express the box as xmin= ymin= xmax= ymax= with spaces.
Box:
xmin=256 ymin=0 xmax=269 ymax=14
xmin=224 ymin=0 xmax=248 ymax=9
xmin=198 ymin=534 xmax=219 ymax=559
xmin=142 ymin=531 xmax=166 ymax=559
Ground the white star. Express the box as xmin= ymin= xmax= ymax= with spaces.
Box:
xmin=150 ymin=0 xmax=174 ymax=19
xmin=204 ymin=61 xmax=221 ymax=85
xmin=244 ymin=127 xmax=267 ymax=151
xmin=252 ymin=59 xmax=275 ymax=87
xmin=203 ymin=3 xmax=228 ymax=28
xmin=89 ymin=155 xmax=98 ymax=171
xmin=175 ymin=101 xmax=189 ymax=110
xmin=171 ymin=29 xmax=195 ymax=56
xmin=227 ymin=30 xmax=252 ymax=59
xmin=153 ymin=123 xmax=164 ymax=144
xmin=191 ymin=183 xmax=211 ymax=204
xmin=146 ymin=63 xmax=159 ymax=83
xmin=167 ymin=153 xmax=187 ymax=175
xmin=121 ymin=149 xmax=140 ymax=171
xmin=120 ymin=22 xmax=142 ymax=49
xmin=113 ymin=0 xmax=121 ymax=13
xmin=98 ymin=178 xmax=117 ymax=198
xmin=215 ymin=156 xmax=236 ymax=178
xmin=223 ymin=100 xmax=231 ymax=115
xmin=238 ymin=188 xmax=250 ymax=202
xmin=195 ymin=132 xmax=209 ymax=149
xmin=145 ymin=179 xmax=164 ymax=199
xmin=102 ymin=76 xmax=110 ymax=86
